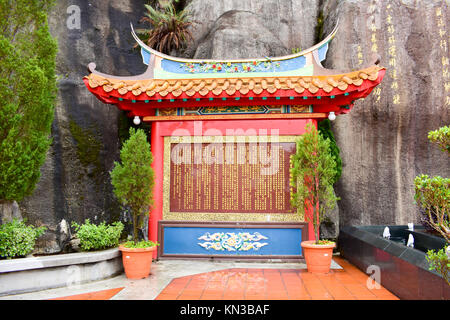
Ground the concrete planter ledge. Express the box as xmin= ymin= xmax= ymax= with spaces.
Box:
xmin=0 ymin=248 xmax=123 ymax=297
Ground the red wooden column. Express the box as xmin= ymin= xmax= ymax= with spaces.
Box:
xmin=149 ymin=121 xmax=164 ymax=258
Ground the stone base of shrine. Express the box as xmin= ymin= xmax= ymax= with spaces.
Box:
xmin=157 ymin=221 xmax=309 ymax=261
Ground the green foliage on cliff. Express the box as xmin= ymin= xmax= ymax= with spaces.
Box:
xmin=111 ymin=128 xmax=155 ymax=244
xmin=318 ymin=119 xmax=342 ymax=184
xmin=415 ymin=126 xmax=450 ymax=283
xmin=0 ymin=0 xmax=58 ymax=202
xmin=428 ymin=125 xmax=450 ymax=155
xmin=135 ymin=0 xmax=193 ymax=54
xmin=415 ymin=174 xmax=450 ymax=243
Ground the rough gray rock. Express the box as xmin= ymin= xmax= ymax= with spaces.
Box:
xmin=185 ymin=0 xmax=321 ymax=58
xmin=321 ymin=0 xmax=450 ymax=226
xmin=0 ymin=201 xmax=22 ymax=225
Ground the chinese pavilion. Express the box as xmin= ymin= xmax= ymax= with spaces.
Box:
xmin=84 ymin=23 xmax=385 ymax=260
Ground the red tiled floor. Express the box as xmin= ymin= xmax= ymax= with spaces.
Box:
xmin=155 ymin=256 xmax=400 ymax=300
xmin=49 ymin=287 xmax=124 ymax=300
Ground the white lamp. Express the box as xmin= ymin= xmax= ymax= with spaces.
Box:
xmin=328 ymin=112 xmax=336 ymax=121
xmin=133 ymin=116 xmax=141 ymax=125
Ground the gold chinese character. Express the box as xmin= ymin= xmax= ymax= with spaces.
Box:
xmin=387 ymin=25 xmax=395 ymax=34
xmin=371 ymin=43 xmax=378 ymax=52
xmin=436 ymin=7 xmax=442 ymax=16
xmin=371 ymin=33 xmax=377 ymax=42
xmin=387 ymin=15 xmax=392 ymax=24
xmin=391 ymin=69 xmax=398 ymax=80
xmin=439 ymin=29 xmax=446 ymax=38
xmin=445 ymin=82 xmax=450 ymax=92
xmin=389 ymin=45 xmax=397 ymax=56
xmin=388 ymin=35 xmax=396 ymax=44
xmin=442 ymin=57 xmax=449 ymax=66
xmin=446 ymin=96 xmax=450 ymax=106
xmin=391 ymin=81 xmax=398 ymax=89
xmin=440 ymin=39 xmax=448 ymax=51
xmin=393 ymin=94 xmax=400 ymax=104
xmin=389 ymin=58 xmax=396 ymax=67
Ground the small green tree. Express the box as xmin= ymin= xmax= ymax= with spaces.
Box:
xmin=290 ymin=123 xmax=339 ymax=244
xmin=0 ymin=0 xmax=57 ymax=209
xmin=110 ymin=128 xmax=155 ymax=245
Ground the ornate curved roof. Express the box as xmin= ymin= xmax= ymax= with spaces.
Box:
xmin=83 ymin=22 xmax=385 ymax=120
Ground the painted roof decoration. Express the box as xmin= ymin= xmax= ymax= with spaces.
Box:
xmin=84 ymin=21 xmax=385 ymax=119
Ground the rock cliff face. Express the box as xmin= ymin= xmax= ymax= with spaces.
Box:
xmin=184 ymin=0 xmax=320 ymax=58
xmin=321 ymin=0 xmax=449 ymax=226
xmin=17 ymin=0 xmax=449 ymax=252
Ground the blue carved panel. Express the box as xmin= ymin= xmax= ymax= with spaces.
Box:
xmin=161 ymin=225 xmax=304 ymax=257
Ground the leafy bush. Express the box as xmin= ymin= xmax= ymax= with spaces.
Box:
xmin=0 ymin=219 xmax=46 ymax=259
xmin=290 ymin=123 xmax=339 ymax=244
xmin=135 ymin=0 xmax=193 ymax=54
xmin=71 ymin=219 xmax=124 ymax=251
xmin=414 ymin=175 xmax=450 ymax=243
xmin=414 ymin=126 xmax=450 ymax=285
xmin=426 ymin=247 xmax=449 ymax=286
xmin=428 ymin=125 xmax=450 ymax=155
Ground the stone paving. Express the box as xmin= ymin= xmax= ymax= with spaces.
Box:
xmin=0 ymin=255 xmax=398 ymax=300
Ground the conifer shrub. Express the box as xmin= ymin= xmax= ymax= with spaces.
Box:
xmin=110 ymin=128 xmax=155 ymax=247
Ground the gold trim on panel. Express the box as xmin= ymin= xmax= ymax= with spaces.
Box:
xmin=162 ymin=135 xmax=304 ymax=222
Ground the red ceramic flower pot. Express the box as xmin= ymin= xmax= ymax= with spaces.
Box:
xmin=301 ymin=240 xmax=336 ymax=273
xmin=119 ymin=245 xmax=156 ymax=279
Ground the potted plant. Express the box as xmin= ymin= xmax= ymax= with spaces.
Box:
xmin=290 ymin=122 xmax=339 ymax=273
xmin=111 ymin=128 xmax=157 ymax=279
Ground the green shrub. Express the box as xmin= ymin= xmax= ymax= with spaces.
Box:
xmin=318 ymin=119 xmax=342 ymax=184
xmin=428 ymin=125 xmax=450 ymax=155
xmin=71 ymin=219 xmax=124 ymax=251
xmin=426 ymin=247 xmax=449 ymax=286
xmin=414 ymin=175 xmax=450 ymax=243
xmin=0 ymin=219 xmax=46 ymax=259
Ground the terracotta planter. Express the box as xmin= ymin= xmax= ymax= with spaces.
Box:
xmin=119 ymin=245 xmax=156 ymax=279
xmin=301 ymin=240 xmax=336 ymax=273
